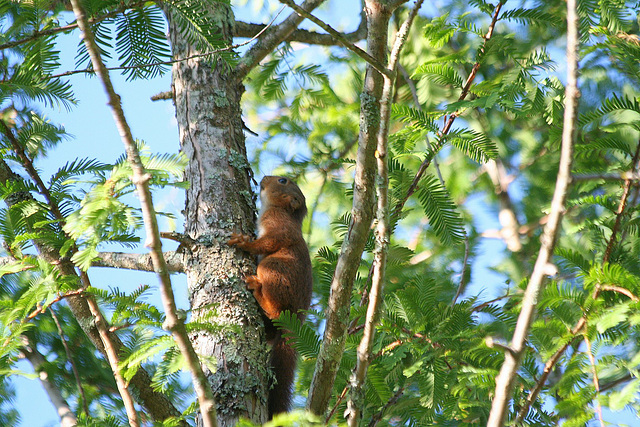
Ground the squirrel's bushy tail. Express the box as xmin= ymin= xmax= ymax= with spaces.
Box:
xmin=268 ymin=331 xmax=297 ymax=419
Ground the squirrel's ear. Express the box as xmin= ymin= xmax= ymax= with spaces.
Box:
xmin=286 ymin=194 xmax=303 ymax=211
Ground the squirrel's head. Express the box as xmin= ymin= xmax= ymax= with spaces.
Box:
xmin=260 ymin=176 xmax=307 ymax=223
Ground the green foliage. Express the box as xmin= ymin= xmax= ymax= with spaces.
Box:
xmin=115 ymin=6 xmax=172 ymax=81
xmin=274 ymin=310 xmax=321 ymax=360
xmin=2 ymin=0 xmax=640 ymax=425
xmin=416 ymin=174 xmax=465 ymax=245
xmin=62 ymin=144 xmax=187 ymax=270
xmin=163 ymin=0 xmax=238 ymax=66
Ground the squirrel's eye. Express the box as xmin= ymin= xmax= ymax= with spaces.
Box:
xmin=278 ymin=178 xmax=287 ymax=184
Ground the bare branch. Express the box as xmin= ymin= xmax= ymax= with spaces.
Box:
xmin=51 ymin=308 xmax=90 ymax=416
xmin=276 ymin=0 xmax=393 ymax=78
xmin=234 ymin=12 xmax=367 ymax=46
xmin=93 ymin=251 xmax=184 ymax=273
xmin=21 ymin=338 xmax=77 ymax=427
xmin=307 ymin=0 xmax=398 ymax=415
xmin=159 ymin=231 xmax=197 ymax=249
xmin=487 ymin=0 xmax=579 ymax=422
xmin=151 ymin=91 xmax=173 ymax=101
xmin=69 ymin=0 xmax=219 ymax=425
xmin=236 ymin=0 xmax=327 ymax=80
xmin=346 ymin=1 xmax=424 ymax=424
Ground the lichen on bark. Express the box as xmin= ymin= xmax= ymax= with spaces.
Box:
xmin=164 ymin=2 xmax=269 ymax=424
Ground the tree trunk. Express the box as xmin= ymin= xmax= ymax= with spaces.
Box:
xmin=165 ymin=4 xmax=269 ymax=425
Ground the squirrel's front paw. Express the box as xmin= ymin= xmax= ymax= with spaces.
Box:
xmin=245 ymin=275 xmax=262 ymax=291
xmin=227 ymin=232 xmax=253 ymax=247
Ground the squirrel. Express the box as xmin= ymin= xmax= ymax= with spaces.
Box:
xmin=227 ymin=176 xmax=313 ymax=419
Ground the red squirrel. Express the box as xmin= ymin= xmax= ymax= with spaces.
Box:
xmin=227 ymin=176 xmax=313 ymax=419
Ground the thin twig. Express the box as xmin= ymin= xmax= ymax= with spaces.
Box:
xmin=452 ymin=236 xmax=470 ymax=306
xmin=368 ymin=386 xmax=406 ymax=427
xmin=396 ymin=1 xmax=505 ymax=217
xmin=603 ymin=142 xmax=640 ymax=263
xmin=69 ymin=0 xmax=218 ymax=426
xmin=234 ymin=10 xmax=367 ymax=46
xmin=600 ymin=285 xmax=639 ymax=301
xmin=236 ymin=0 xmax=327 ymax=79
xmin=277 ymin=0 xmax=393 ymax=78
xmin=325 ymin=386 xmax=349 ymax=424
xmin=487 ymin=0 xmax=578 ymax=423
xmin=472 ymin=293 xmax=511 ymax=312
xmin=27 ymin=289 xmax=86 ymax=319
xmin=515 ymin=333 xmax=581 ymax=423
xmin=572 ymin=171 xmax=640 ymax=181
xmin=51 ymin=308 xmax=90 ymax=416
xmin=82 ymin=288 xmax=140 ymax=426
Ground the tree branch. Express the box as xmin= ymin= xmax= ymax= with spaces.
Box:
xmin=82 ymin=277 xmax=140 ymax=426
xmin=346 ymin=1 xmax=423 ymax=425
xmin=93 ymin=251 xmax=184 ymax=273
xmin=50 ymin=308 xmax=90 ymax=417
xmin=69 ymin=1 xmax=218 ymax=425
xmin=487 ymin=0 xmax=579 ymax=422
xmin=20 ymin=338 xmax=77 ymax=427
xmin=235 ymin=0 xmax=327 ymax=80
xmin=234 ymin=12 xmax=367 ymax=46
xmin=276 ymin=0 xmax=393 ymax=78
xmin=307 ymin=0 xmax=406 ymax=416
xmin=514 ymin=142 xmax=640 ymax=423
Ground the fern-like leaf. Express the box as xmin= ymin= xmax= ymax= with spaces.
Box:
xmin=416 ymin=175 xmax=465 ymax=245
